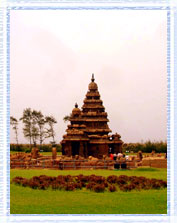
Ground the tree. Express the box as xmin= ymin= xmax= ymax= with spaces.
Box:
xmin=10 ymin=116 xmax=19 ymax=144
xmin=31 ymin=123 xmax=39 ymax=146
xmin=63 ymin=114 xmax=71 ymax=123
xmin=20 ymin=108 xmax=40 ymax=147
xmin=20 ymin=108 xmax=33 ymax=147
xmin=32 ymin=110 xmax=46 ymax=146
xmin=45 ymin=116 xmax=57 ymax=144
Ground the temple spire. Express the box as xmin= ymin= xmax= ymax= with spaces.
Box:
xmin=91 ymin=73 xmax=95 ymax=82
xmin=75 ymin=103 xmax=78 ymax=108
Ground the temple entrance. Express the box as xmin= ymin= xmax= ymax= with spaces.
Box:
xmin=71 ymin=142 xmax=80 ymax=156
xmin=109 ymin=145 xmax=114 ymax=154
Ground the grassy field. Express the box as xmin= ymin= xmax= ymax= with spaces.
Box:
xmin=10 ymin=168 xmax=167 ymax=214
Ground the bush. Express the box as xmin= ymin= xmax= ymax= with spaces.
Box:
xmin=10 ymin=143 xmax=62 ymax=153
xmin=122 ymin=141 xmax=167 ymax=153
xmin=51 ymin=183 xmax=60 ymax=190
xmin=107 ymin=175 xmax=118 ymax=184
xmin=64 ymin=183 xmax=75 ymax=191
xmin=11 ymin=174 xmax=167 ymax=192
xmin=108 ymin=185 xmax=116 ymax=192
xmin=93 ymin=184 xmax=105 ymax=193
xmin=86 ymin=182 xmax=96 ymax=190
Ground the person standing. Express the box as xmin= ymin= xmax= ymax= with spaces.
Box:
xmin=113 ymin=153 xmax=117 ymax=161
xmin=110 ymin=153 xmax=114 ymax=160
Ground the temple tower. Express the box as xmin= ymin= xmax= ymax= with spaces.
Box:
xmin=61 ymin=74 xmax=123 ymax=158
xmin=82 ymin=74 xmax=111 ymax=136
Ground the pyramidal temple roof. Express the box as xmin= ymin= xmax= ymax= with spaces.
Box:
xmin=67 ymin=74 xmax=111 ymax=137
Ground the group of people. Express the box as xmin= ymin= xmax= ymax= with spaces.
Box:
xmin=109 ymin=152 xmax=129 ymax=161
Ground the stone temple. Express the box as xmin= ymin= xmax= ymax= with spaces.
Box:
xmin=61 ymin=74 xmax=123 ymax=158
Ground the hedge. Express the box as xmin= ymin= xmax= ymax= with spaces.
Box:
xmin=122 ymin=141 xmax=167 ymax=153
xmin=10 ymin=144 xmax=62 ymax=153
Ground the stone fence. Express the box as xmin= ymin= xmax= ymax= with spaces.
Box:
xmin=10 ymin=152 xmax=167 ymax=170
xmin=10 ymin=158 xmax=141 ymax=170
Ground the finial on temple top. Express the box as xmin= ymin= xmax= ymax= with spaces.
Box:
xmin=75 ymin=103 xmax=78 ymax=108
xmin=91 ymin=73 xmax=95 ymax=82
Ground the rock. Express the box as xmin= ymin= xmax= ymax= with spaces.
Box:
xmin=105 ymin=157 xmax=111 ymax=161
xmin=75 ymin=155 xmax=79 ymax=160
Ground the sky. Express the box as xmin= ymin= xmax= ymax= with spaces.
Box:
xmin=10 ymin=9 xmax=167 ymax=144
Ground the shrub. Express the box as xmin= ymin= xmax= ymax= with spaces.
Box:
xmin=39 ymin=183 xmax=47 ymax=190
xmin=118 ymin=175 xmax=129 ymax=182
xmin=116 ymin=175 xmax=129 ymax=186
xmin=128 ymin=183 xmax=136 ymax=190
xmin=109 ymin=185 xmax=116 ymax=192
xmin=74 ymin=182 xmax=82 ymax=189
xmin=64 ymin=183 xmax=75 ymax=191
xmin=12 ymin=176 xmax=24 ymax=185
xmin=10 ymin=143 xmax=62 ymax=153
xmin=93 ymin=184 xmax=105 ymax=193
xmin=51 ymin=183 xmax=60 ymax=190
xmin=107 ymin=175 xmax=118 ymax=184
xmin=21 ymin=179 xmax=29 ymax=187
xmin=11 ymin=174 xmax=167 ymax=192
xmin=158 ymin=180 xmax=167 ymax=188
xmin=92 ymin=176 xmax=106 ymax=184
xmin=151 ymin=181 xmax=161 ymax=189
xmin=122 ymin=141 xmax=167 ymax=153
xmin=77 ymin=175 xmax=89 ymax=183
xmin=104 ymin=182 xmax=108 ymax=187
xmin=28 ymin=180 xmax=39 ymax=189
xmin=86 ymin=182 xmax=96 ymax=190
xmin=119 ymin=185 xmax=132 ymax=192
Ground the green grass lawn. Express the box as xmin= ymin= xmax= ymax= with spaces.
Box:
xmin=10 ymin=168 xmax=167 ymax=214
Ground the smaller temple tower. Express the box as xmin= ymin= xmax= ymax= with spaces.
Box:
xmin=61 ymin=74 xmax=123 ymax=158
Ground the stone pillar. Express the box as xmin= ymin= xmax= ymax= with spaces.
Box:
xmin=52 ymin=147 xmax=57 ymax=160
xmin=79 ymin=142 xmax=84 ymax=157
xmin=31 ymin=147 xmax=39 ymax=159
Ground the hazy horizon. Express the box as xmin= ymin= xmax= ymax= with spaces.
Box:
xmin=10 ymin=10 xmax=167 ymax=144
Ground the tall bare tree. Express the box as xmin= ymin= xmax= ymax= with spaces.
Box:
xmin=45 ymin=116 xmax=57 ymax=144
xmin=20 ymin=108 xmax=33 ymax=147
xmin=10 ymin=116 xmax=19 ymax=144
xmin=32 ymin=110 xmax=46 ymax=146
xmin=20 ymin=108 xmax=40 ymax=147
